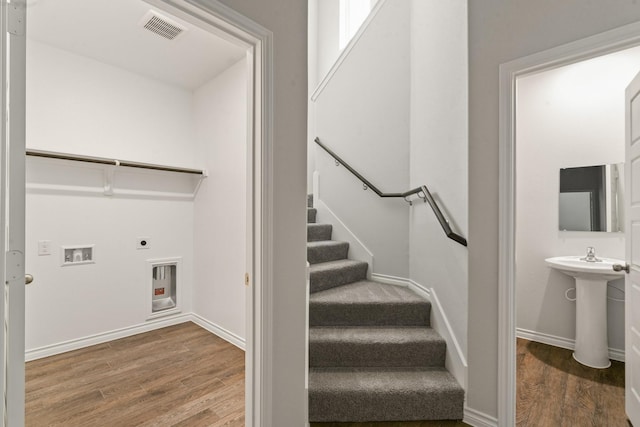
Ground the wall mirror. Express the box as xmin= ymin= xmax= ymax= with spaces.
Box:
xmin=558 ymin=163 xmax=624 ymax=232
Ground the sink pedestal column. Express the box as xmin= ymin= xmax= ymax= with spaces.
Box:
xmin=573 ymin=278 xmax=610 ymax=368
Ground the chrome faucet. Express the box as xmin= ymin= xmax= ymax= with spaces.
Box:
xmin=581 ymin=246 xmax=601 ymax=263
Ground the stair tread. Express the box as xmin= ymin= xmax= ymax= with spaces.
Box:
xmin=309 ymin=259 xmax=369 ymax=273
xmin=307 ymin=240 xmax=349 ymax=248
xmin=307 ymin=207 xmax=317 ymax=223
xmin=309 ymin=326 xmax=446 ymax=368
xmin=310 ymin=280 xmax=426 ymax=304
xmin=307 ymin=223 xmax=331 ymax=228
xmin=309 ymin=366 xmax=461 ymax=392
xmin=309 ymin=326 xmax=443 ymax=344
xmin=308 ymin=367 xmax=464 ymax=422
xmin=307 ymin=240 xmax=350 ymax=265
xmin=307 ymin=223 xmax=333 ymax=242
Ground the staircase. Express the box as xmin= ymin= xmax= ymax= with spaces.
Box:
xmin=307 ymin=195 xmax=464 ymax=422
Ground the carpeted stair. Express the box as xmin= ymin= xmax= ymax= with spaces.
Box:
xmin=307 ymin=195 xmax=464 ymax=422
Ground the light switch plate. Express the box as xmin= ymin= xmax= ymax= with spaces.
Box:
xmin=37 ymin=240 xmax=51 ymax=256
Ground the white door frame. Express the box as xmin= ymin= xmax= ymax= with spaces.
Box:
xmin=7 ymin=0 xmax=273 ymax=425
xmin=498 ymin=21 xmax=640 ymax=426
xmin=1 ymin=1 xmax=27 ymax=425
xmin=147 ymin=2 xmax=273 ymax=426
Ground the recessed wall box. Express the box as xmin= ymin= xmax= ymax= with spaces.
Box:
xmin=147 ymin=257 xmax=181 ymax=319
xmin=61 ymin=245 xmax=95 ymax=266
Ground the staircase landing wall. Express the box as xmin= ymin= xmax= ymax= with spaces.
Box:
xmin=408 ymin=0 xmax=469 ymax=360
xmin=313 ymin=0 xmax=411 ymax=278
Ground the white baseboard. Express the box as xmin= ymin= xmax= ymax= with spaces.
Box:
xmin=371 ymin=273 xmax=418 ymax=289
xmin=26 ymin=313 xmax=246 ymax=361
xmin=26 ymin=313 xmax=192 ymax=361
xmin=191 ymin=313 xmax=246 ymax=350
xmin=426 ymin=285 xmax=468 ymax=389
xmin=516 ymin=327 xmax=624 ymax=362
xmin=464 ymin=406 xmax=498 ymax=427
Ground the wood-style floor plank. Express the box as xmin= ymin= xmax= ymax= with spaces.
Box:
xmin=26 ymin=325 xmax=627 ymax=426
xmin=516 ymin=338 xmax=627 ymax=427
xmin=25 ymin=322 xmax=244 ymax=427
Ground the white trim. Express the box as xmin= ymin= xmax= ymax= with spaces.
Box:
xmin=191 ymin=313 xmax=246 ymax=350
xmin=310 ymin=0 xmax=387 ymax=102
xmin=314 ymin=197 xmax=374 ymax=278
xmin=498 ymin=20 xmax=640 ymax=427
xmin=371 ymin=273 xmax=414 ymax=287
xmin=463 ymin=406 xmax=499 ymax=427
xmin=428 ymin=286 xmax=467 ymax=389
xmin=516 ymin=328 xmax=625 ymax=362
xmin=142 ymin=2 xmax=274 ymax=426
xmin=25 ymin=313 xmax=249 ymax=362
xmin=25 ymin=313 xmax=192 ymax=362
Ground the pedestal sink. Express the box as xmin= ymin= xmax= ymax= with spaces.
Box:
xmin=545 ymin=255 xmax=625 ymax=368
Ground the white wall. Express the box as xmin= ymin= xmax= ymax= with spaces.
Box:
xmin=316 ymin=0 xmax=341 ymax=84
xmin=314 ymin=0 xmax=410 ymax=277
xmin=193 ymin=58 xmax=247 ymax=342
xmin=408 ymin=0 xmax=468 ymax=357
xmin=25 ymin=186 xmax=194 ymax=351
xmin=516 ymin=47 xmax=640 ymax=354
xmin=217 ymin=1 xmax=309 ymax=425
xmin=25 ymin=40 xmax=198 ymax=352
xmin=468 ymin=0 xmax=640 ymax=420
xmin=26 ymin=40 xmax=198 ymax=167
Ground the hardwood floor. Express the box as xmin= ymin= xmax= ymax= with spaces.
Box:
xmin=516 ymin=338 xmax=627 ymax=427
xmin=310 ymin=422 xmax=468 ymax=427
xmin=25 ymin=325 xmax=626 ymax=426
xmin=25 ymin=322 xmax=244 ymax=426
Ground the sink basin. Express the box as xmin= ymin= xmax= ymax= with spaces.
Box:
xmin=545 ymin=256 xmax=625 ymax=280
xmin=545 ymin=255 xmax=625 ymax=369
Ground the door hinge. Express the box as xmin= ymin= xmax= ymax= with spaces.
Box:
xmin=7 ymin=1 xmax=26 ymax=36
xmin=244 ymin=273 xmax=250 ymax=287
xmin=5 ymin=250 xmax=23 ymax=284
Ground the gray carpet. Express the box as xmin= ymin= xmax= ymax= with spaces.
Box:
xmin=307 ymin=196 xmax=464 ymax=422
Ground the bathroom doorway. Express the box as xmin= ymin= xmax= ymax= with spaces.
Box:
xmin=513 ymin=46 xmax=640 ymax=425
xmin=498 ymin=23 xmax=640 ymax=425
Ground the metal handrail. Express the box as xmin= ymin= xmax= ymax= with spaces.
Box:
xmin=315 ymin=137 xmax=467 ymax=247
xmin=26 ymin=149 xmax=206 ymax=175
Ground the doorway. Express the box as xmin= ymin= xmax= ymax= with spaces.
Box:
xmin=1 ymin=0 xmax=273 ymax=424
xmin=498 ymin=22 xmax=640 ymax=425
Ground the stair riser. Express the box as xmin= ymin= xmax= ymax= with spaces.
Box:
xmin=310 ymin=263 xmax=368 ymax=293
xmin=308 ymin=224 xmax=332 ymax=242
xmin=307 ymin=208 xmax=317 ymax=223
xmin=307 ymin=242 xmax=349 ymax=264
xmin=309 ymin=340 xmax=445 ymax=368
xmin=308 ymin=389 xmax=464 ymax=422
xmin=309 ymin=302 xmax=431 ymax=327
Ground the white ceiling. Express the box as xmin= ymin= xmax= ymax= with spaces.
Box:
xmin=26 ymin=0 xmax=247 ymax=90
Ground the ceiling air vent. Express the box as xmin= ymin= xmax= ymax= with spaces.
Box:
xmin=140 ymin=11 xmax=187 ymax=41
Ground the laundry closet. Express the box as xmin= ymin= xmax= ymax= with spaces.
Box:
xmin=23 ymin=0 xmax=249 ymax=359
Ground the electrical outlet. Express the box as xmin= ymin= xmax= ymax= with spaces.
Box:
xmin=38 ymin=240 xmax=51 ymax=256
xmin=137 ymin=237 xmax=150 ymax=249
